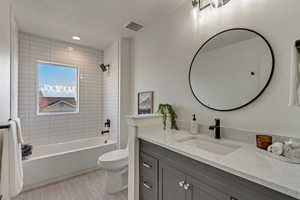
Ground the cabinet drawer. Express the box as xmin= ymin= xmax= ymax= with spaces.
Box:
xmin=140 ymin=152 xmax=158 ymax=179
xmin=140 ymin=176 xmax=158 ymax=200
xmin=140 ymin=153 xmax=158 ymax=200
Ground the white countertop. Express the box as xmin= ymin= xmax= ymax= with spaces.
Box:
xmin=138 ymin=130 xmax=300 ymax=199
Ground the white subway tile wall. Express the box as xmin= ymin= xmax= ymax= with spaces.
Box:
xmin=19 ymin=32 xmax=104 ymax=145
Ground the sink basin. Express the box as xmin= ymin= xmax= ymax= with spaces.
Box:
xmin=179 ymin=136 xmax=241 ymax=156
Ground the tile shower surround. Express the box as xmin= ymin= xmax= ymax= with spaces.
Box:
xmin=18 ymin=33 xmax=113 ymax=146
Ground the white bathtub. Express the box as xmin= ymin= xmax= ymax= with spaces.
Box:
xmin=23 ymin=137 xmax=116 ymax=191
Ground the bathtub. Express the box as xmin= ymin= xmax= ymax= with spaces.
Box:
xmin=22 ymin=136 xmax=116 ymax=191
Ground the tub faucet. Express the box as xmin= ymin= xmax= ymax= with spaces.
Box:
xmin=100 ymin=119 xmax=111 ymax=135
xmin=101 ymin=130 xmax=110 ymax=135
xmin=209 ymin=118 xmax=221 ymax=139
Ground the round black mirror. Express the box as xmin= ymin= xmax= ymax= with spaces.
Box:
xmin=189 ymin=28 xmax=274 ymax=111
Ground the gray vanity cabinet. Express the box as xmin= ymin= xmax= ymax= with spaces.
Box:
xmin=159 ymin=162 xmax=186 ymax=200
xmin=185 ymin=176 xmax=231 ymax=200
xmin=159 ymin=163 xmax=229 ymax=200
xmin=140 ymin=139 xmax=297 ymax=200
xmin=140 ymin=153 xmax=159 ymax=200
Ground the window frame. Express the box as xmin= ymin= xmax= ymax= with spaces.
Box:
xmin=36 ymin=60 xmax=80 ymax=116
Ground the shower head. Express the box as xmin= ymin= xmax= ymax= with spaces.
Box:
xmin=99 ymin=64 xmax=110 ymax=72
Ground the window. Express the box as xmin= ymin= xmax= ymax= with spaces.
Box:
xmin=37 ymin=62 xmax=79 ymax=115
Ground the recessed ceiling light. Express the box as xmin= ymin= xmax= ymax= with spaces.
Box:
xmin=72 ymin=36 xmax=80 ymax=41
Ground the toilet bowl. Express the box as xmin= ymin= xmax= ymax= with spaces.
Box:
xmin=97 ymin=149 xmax=128 ymax=194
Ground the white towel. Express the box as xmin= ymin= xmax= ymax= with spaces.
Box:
xmin=267 ymin=142 xmax=284 ymax=155
xmin=0 ymin=121 xmax=24 ymax=199
xmin=298 ymin=62 xmax=300 ymax=104
xmin=14 ymin=118 xmax=24 ymax=145
xmin=288 ymin=45 xmax=300 ymax=106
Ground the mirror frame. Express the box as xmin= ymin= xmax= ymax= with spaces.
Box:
xmin=189 ymin=28 xmax=275 ymax=112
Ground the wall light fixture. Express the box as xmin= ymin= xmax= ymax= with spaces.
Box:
xmin=72 ymin=36 xmax=81 ymax=41
xmin=192 ymin=0 xmax=210 ymax=11
xmin=192 ymin=0 xmax=230 ymax=11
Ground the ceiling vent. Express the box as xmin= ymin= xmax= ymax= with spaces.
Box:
xmin=125 ymin=21 xmax=144 ymax=32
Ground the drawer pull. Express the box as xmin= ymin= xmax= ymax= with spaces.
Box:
xmin=184 ymin=183 xmax=192 ymax=191
xmin=143 ymin=181 xmax=152 ymax=190
xmin=143 ymin=162 xmax=152 ymax=169
xmin=178 ymin=181 xmax=185 ymax=188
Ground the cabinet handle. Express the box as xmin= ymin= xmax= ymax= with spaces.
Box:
xmin=178 ymin=181 xmax=185 ymax=188
xmin=184 ymin=183 xmax=192 ymax=191
xmin=143 ymin=162 xmax=152 ymax=169
xmin=143 ymin=181 xmax=152 ymax=190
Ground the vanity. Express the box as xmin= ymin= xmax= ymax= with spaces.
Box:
xmin=140 ymin=140 xmax=295 ymax=200
xmin=127 ymin=115 xmax=300 ymax=200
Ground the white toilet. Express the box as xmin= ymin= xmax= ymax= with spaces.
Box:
xmin=97 ymin=148 xmax=128 ymax=194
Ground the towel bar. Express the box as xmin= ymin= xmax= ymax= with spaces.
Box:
xmin=0 ymin=125 xmax=10 ymax=129
xmin=295 ymin=40 xmax=300 ymax=53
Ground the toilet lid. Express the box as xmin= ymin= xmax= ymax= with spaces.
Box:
xmin=99 ymin=149 xmax=128 ymax=162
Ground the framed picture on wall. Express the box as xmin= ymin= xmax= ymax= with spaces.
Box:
xmin=138 ymin=91 xmax=154 ymax=115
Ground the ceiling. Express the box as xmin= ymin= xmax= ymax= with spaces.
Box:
xmin=13 ymin=0 xmax=186 ymax=50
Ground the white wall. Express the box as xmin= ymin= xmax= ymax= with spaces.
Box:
xmin=119 ymin=38 xmax=132 ymax=148
xmin=19 ymin=33 xmax=104 ymax=145
xmin=103 ymin=38 xmax=132 ymax=149
xmin=103 ymin=41 xmax=120 ymax=147
xmin=0 ymin=0 xmax=11 ymax=123
xmin=10 ymin=8 xmax=19 ymax=119
xmin=132 ymin=0 xmax=300 ymax=138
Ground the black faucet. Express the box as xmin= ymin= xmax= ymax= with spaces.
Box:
xmin=209 ymin=118 xmax=221 ymax=139
xmin=100 ymin=119 xmax=111 ymax=135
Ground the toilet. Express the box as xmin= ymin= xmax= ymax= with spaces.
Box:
xmin=97 ymin=148 xmax=128 ymax=194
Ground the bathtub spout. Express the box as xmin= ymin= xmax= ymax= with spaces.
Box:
xmin=101 ymin=130 xmax=110 ymax=135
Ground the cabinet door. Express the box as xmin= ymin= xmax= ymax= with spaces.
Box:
xmin=159 ymin=162 xmax=186 ymax=200
xmin=186 ymin=176 xmax=232 ymax=200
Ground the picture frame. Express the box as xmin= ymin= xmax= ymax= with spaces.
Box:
xmin=138 ymin=91 xmax=154 ymax=115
